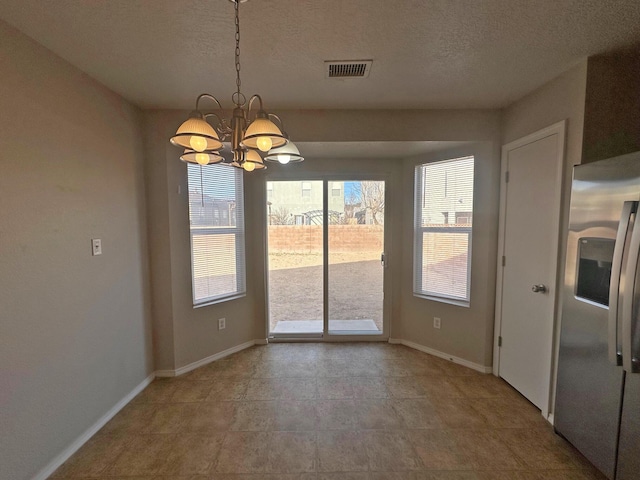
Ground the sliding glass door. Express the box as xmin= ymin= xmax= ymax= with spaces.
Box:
xmin=266 ymin=179 xmax=385 ymax=338
xmin=328 ymin=180 xmax=384 ymax=334
xmin=267 ymin=180 xmax=324 ymax=336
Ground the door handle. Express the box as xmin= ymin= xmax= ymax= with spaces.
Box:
xmin=380 ymin=253 xmax=386 ymax=267
xmin=609 ymin=201 xmax=636 ymax=366
xmin=531 ymin=284 xmax=547 ymax=293
xmin=622 ymin=204 xmax=640 ymax=374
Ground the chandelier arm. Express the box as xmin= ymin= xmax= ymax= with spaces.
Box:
xmin=202 ymin=112 xmax=226 ymax=133
xmin=195 ymin=93 xmax=225 ymax=113
xmin=267 ymin=113 xmax=291 ymax=140
xmin=170 ymin=0 xmax=298 ymax=171
xmin=247 ymin=94 xmax=265 ymax=119
xmin=267 ymin=113 xmax=284 ymax=130
xmin=203 ymin=112 xmax=222 ymax=122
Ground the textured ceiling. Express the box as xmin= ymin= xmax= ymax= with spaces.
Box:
xmin=1 ymin=0 xmax=640 ymax=110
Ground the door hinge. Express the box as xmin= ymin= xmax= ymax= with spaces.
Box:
xmin=502 ymin=255 xmax=506 ymax=267
xmin=498 ymin=336 xmax=503 ymax=347
xmin=505 ymin=171 xmax=509 ymax=183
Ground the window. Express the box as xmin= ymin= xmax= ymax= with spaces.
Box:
xmin=187 ymin=164 xmax=246 ymax=305
xmin=414 ymin=156 xmax=474 ymax=304
xmin=331 ymin=182 xmax=341 ymax=197
xmin=302 ymin=181 xmax=311 ymax=198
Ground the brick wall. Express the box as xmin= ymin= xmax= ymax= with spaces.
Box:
xmin=267 ymin=225 xmax=384 ymax=253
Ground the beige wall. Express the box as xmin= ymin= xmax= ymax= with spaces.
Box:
xmin=144 ymin=108 xmax=501 ymax=367
xmin=399 ymin=142 xmax=501 ymax=366
xmin=143 ymin=110 xmax=407 ymax=364
xmin=143 ymin=110 xmax=258 ymax=370
xmin=141 ymin=113 xmax=176 ymax=370
xmin=281 ymin=109 xmax=504 ymax=143
xmin=0 ymin=21 xmax=153 ymax=480
xmin=256 ymin=107 xmax=502 ymax=355
xmin=502 ymin=61 xmax=587 ymax=162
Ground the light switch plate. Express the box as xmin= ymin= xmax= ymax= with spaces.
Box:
xmin=91 ymin=238 xmax=102 ymax=256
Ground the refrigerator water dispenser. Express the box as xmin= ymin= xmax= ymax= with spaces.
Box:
xmin=576 ymin=237 xmax=614 ymax=306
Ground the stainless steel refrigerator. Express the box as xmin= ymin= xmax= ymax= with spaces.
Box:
xmin=555 ymin=151 xmax=640 ymax=480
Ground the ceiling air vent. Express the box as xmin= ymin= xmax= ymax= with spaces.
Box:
xmin=325 ymin=60 xmax=372 ymax=79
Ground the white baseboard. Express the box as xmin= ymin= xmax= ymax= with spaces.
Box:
xmin=34 ymin=338 xmax=264 ymax=479
xmin=32 ymin=337 xmax=490 ymax=480
xmin=254 ymin=338 xmax=268 ymax=345
xmin=156 ymin=339 xmax=258 ymax=377
xmin=32 ymin=372 xmax=155 ymax=480
xmin=546 ymin=413 xmax=555 ymax=426
xmin=391 ymin=338 xmax=492 ymax=374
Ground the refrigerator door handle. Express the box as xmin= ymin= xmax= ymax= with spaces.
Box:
xmin=609 ymin=201 xmax=636 ymax=366
xmin=622 ymin=202 xmax=640 ymax=373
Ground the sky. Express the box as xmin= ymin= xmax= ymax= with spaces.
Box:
xmin=344 ymin=181 xmax=360 ymax=201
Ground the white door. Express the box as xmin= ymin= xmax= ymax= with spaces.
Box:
xmin=496 ymin=122 xmax=565 ymax=416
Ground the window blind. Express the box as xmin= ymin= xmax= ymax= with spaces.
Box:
xmin=187 ymin=164 xmax=246 ymax=305
xmin=414 ymin=156 xmax=474 ymax=304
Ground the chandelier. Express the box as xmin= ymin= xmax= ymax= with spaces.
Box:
xmin=169 ymin=0 xmax=304 ymax=171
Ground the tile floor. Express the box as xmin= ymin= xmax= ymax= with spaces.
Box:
xmin=51 ymin=342 xmax=606 ymax=480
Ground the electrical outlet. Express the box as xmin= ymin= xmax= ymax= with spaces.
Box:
xmin=433 ymin=317 xmax=441 ymax=329
xmin=91 ymin=238 xmax=102 ymax=256
xmin=218 ymin=318 xmax=226 ymax=330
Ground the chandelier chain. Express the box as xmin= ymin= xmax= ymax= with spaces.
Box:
xmin=234 ymin=0 xmax=241 ymax=105
xmin=170 ymin=0 xmax=303 ymax=169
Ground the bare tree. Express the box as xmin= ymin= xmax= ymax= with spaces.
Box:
xmin=360 ymin=181 xmax=385 ymax=225
xmin=343 ymin=184 xmax=362 ymax=224
xmin=270 ymin=206 xmax=293 ymax=225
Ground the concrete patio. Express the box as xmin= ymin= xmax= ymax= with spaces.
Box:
xmin=271 ymin=319 xmax=381 ymax=334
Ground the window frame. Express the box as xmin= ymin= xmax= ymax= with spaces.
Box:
xmin=413 ymin=156 xmax=474 ymax=306
xmin=187 ymin=164 xmax=246 ymax=307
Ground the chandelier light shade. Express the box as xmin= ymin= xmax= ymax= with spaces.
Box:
xmin=243 ymin=149 xmax=266 ymax=171
xmin=265 ymin=140 xmax=304 ymax=164
xmin=180 ymin=149 xmax=224 ymax=166
xmin=168 ymin=0 xmax=303 ymax=172
xmin=170 ymin=114 xmax=223 ymax=152
xmin=242 ymin=114 xmax=287 ymax=152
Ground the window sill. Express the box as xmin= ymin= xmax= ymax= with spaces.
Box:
xmin=413 ymin=293 xmax=470 ymax=308
xmin=193 ymin=293 xmax=246 ymax=309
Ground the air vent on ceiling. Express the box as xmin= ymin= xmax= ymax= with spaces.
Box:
xmin=325 ymin=60 xmax=372 ymax=79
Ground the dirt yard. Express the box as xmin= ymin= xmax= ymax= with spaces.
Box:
xmin=268 ymin=253 xmax=383 ymax=333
